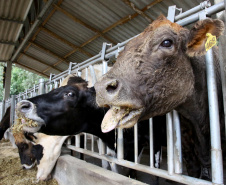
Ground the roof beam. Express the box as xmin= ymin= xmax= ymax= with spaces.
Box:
xmin=29 ymin=41 xmax=70 ymax=64
xmin=0 ymin=17 xmax=24 ymax=24
xmin=121 ymin=0 xmax=153 ymax=22
xmin=41 ymin=27 xmax=93 ymax=57
xmin=0 ymin=41 xmax=17 ymax=45
xmin=21 ymin=52 xmax=63 ymax=73
xmin=54 ymin=4 xmax=116 ymax=44
xmin=14 ymin=62 xmax=49 ymax=78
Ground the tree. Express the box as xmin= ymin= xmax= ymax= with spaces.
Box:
xmin=0 ymin=65 xmax=46 ymax=101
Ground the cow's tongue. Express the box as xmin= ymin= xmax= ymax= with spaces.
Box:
xmin=101 ymin=106 xmax=143 ymax=133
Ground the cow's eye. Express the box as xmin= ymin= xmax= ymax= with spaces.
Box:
xmin=160 ymin=40 xmax=173 ymax=48
xmin=67 ymin=92 xmax=74 ymax=97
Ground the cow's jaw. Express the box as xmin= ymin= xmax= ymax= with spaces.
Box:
xmin=22 ymin=163 xmax=36 ymax=170
xmin=101 ymin=106 xmax=144 ymax=133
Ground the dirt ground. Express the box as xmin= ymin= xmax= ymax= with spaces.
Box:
xmin=0 ymin=139 xmax=58 ymax=185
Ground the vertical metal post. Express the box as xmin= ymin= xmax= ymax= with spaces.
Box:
xmin=77 ymin=71 xmax=82 ymax=77
xmin=67 ymin=137 xmax=71 ymax=145
xmin=4 ymin=61 xmax=12 ymax=100
xmin=33 ymin=84 xmax=36 ymax=97
xmin=149 ymin=118 xmax=154 ymax=168
xmin=117 ymin=128 xmax=124 ymax=160
xmin=76 ymin=135 xmax=80 ymax=147
xmin=49 ymin=84 xmax=53 ymax=92
xmin=85 ymin=68 xmax=88 ymax=81
xmin=134 ymin=123 xmax=138 ymax=163
xmin=89 ymin=65 xmax=97 ymax=84
xmin=102 ymin=61 xmax=108 ymax=75
xmin=1 ymin=100 xmax=5 ymax=120
xmin=54 ymin=81 xmax=58 ymax=89
xmin=167 ymin=5 xmax=176 ymax=22
xmin=173 ymin=110 xmax=183 ymax=174
xmin=84 ymin=133 xmax=87 ymax=150
xmin=91 ymin=135 xmax=94 ymax=152
xmin=10 ymin=95 xmax=16 ymax=126
xmin=38 ymin=79 xmax=45 ymax=95
xmin=205 ymin=49 xmax=223 ymax=184
xmin=167 ymin=112 xmax=174 ymax=175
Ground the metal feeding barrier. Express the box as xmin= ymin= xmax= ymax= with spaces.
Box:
xmin=1 ymin=1 xmax=225 ymax=184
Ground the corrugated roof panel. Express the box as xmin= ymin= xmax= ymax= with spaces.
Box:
xmin=0 ymin=44 xmax=14 ymax=60
xmin=83 ymin=36 xmax=106 ymax=56
xmin=61 ymin=0 xmax=135 ymax=31
xmin=45 ymin=10 xmax=96 ymax=46
xmin=26 ymin=45 xmax=61 ymax=67
xmin=18 ymin=55 xmax=50 ymax=72
xmin=35 ymin=30 xmax=73 ymax=57
xmin=67 ymin=52 xmax=90 ymax=64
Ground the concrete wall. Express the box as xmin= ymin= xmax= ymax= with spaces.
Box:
xmin=53 ymin=155 xmax=147 ymax=185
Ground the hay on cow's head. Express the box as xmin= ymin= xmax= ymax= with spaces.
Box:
xmin=11 ymin=111 xmax=38 ymax=134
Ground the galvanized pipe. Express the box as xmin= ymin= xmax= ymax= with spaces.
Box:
xmin=10 ymin=95 xmax=16 ymax=126
xmin=175 ymin=0 xmax=211 ymax=21
xmin=38 ymin=79 xmax=45 ymax=95
xmin=0 ymin=100 xmax=5 ymax=120
xmin=149 ymin=118 xmax=154 ymax=168
xmin=117 ymin=128 xmax=124 ymax=160
xmin=75 ymin=135 xmax=80 ymax=147
xmin=173 ymin=110 xmax=183 ymax=174
xmin=134 ymin=123 xmax=138 ymax=163
xmin=84 ymin=133 xmax=87 ymax=150
xmin=67 ymin=145 xmax=212 ymax=185
xmin=166 ymin=112 xmax=174 ymax=175
xmin=205 ymin=49 xmax=223 ymax=184
xmin=176 ymin=1 xmax=225 ymax=26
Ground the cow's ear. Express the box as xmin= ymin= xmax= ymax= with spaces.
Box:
xmin=186 ymin=19 xmax=224 ymax=57
xmin=74 ymin=82 xmax=88 ymax=90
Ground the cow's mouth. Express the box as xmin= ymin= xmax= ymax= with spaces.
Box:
xmin=101 ymin=106 xmax=144 ymax=133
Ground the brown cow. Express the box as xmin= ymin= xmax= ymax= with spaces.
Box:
xmin=94 ymin=16 xmax=225 ymax=180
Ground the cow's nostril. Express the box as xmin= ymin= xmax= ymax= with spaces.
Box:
xmin=106 ymin=80 xmax=118 ymax=94
xmin=20 ymin=101 xmax=32 ymax=113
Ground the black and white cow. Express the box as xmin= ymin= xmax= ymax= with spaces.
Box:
xmin=16 ymin=76 xmax=166 ymax=180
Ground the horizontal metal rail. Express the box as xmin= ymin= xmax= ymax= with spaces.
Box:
xmin=66 ymin=144 xmax=212 ymax=185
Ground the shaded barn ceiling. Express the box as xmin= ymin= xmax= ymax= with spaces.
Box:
xmin=0 ymin=0 xmax=215 ymax=78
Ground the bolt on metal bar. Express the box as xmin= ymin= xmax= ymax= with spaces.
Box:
xmin=149 ymin=118 xmax=154 ymax=168
xmin=173 ymin=110 xmax=183 ymax=174
xmin=134 ymin=123 xmax=138 ymax=163
xmin=166 ymin=112 xmax=174 ymax=175
xmin=205 ymin=49 xmax=223 ymax=184
xmin=117 ymin=128 xmax=124 ymax=160
xmin=175 ymin=0 xmax=211 ymax=21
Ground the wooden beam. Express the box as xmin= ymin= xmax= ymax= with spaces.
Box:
xmin=121 ymin=0 xmax=152 ymax=22
xmin=41 ymin=27 xmax=93 ymax=57
xmin=29 ymin=41 xmax=70 ymax=64
xmin=14 ymin=62 xmax=49 ymax=78
xmin=21 ymin=52 xmax=63 ymax=73
xmin=54 ymin=4 xmax=116 ymax=44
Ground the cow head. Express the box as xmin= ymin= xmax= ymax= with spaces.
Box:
xmin=14 ymin=132 xmax=43 ymax=169
xmin=94 ymin=16 xmax=224 ymax=132
xmin=16 ymin=77 xmax=98 ymax=135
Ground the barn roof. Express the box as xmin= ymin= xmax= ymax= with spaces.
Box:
xmin=0 ymin=0 xmax=215 ymax=78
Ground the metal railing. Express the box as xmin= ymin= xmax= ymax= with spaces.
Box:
xmin=0 ymin=1 xmax=225 ymax=184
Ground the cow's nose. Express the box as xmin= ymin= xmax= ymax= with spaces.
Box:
xmin=105 ymin=79 xmax=119 ymax=94
xmin=95 ymin=78 xmax=121 ymax=106
xmin=17 ymin=100 xmax=33 ymax=113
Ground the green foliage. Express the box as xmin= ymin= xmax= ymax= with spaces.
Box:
xmin=0 ymin=65 xmax=46 ymax=101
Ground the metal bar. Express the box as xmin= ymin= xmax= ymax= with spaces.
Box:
xmin=0 ymin=17 xmax=24 ymax=24
xmin=89 ymin=65 xmax=97 ymax=85
xmin=84 ymin=133 xmax=87 ymax=150
xmin=175 ymin=1 xmax=211 ymax=21
xmin=38 ymin=79 xmax=45 ymax=95
xmin=1 ymin=100 xmax=5 ymax=120
xmin=76 ymin=135 xmax=80 ymax=147
xmin=10 ymin=95 xmax=16 ymax=126
xmin=167 ymin=5 xmax=176 ymax=22
xmin=205 ymin=49 xmax=223 ymax=184
xmin=166 ymin=112 xmax=174 ymax=175
xmin=134 ymin=123 xmax=138 ymax=163
xmin=117 ymin=128 xmax=124 ymax=160
xmin=102 ymin=61 xmax=108 ymax=75
xmin=173 ymin=110 xmax=183 ymax=174
xmin=149 ymin=118 xmax=154 ymax=168
xmin=67 ymin=145 xmax=213 ymax=185
xmin=54 ymin=81 xmax=58 ymax=89
xmin=176 ymin=1 xmax=225 ymax=26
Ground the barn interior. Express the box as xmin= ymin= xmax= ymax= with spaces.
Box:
xmin=0 ymin=0 xmax=225 ymax=185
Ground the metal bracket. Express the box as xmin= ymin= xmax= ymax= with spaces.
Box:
xmin=101 ymin=42 xmax=112 ymax=62
xmin=49 ymin=73 xmax=55 ymax=82
xmin=68 ymin=62 xmax=77 ymax=74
